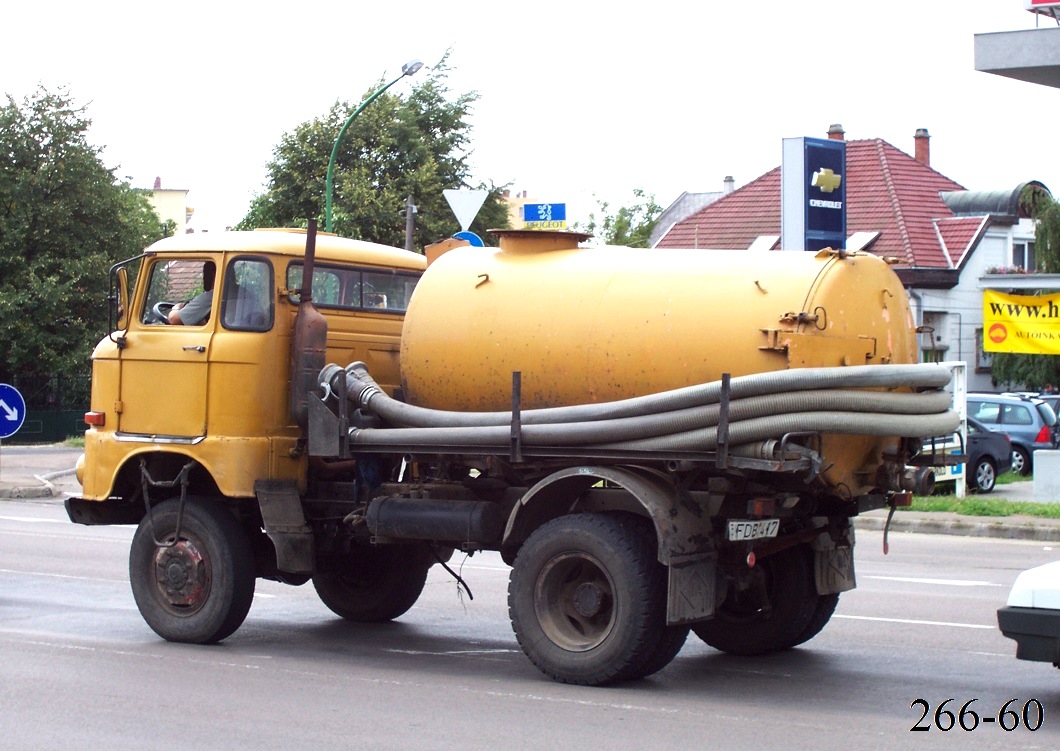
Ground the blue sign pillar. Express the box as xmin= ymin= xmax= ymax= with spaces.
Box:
xmin=0 ymin=383 xmax=26 ymax=439
xmin=781 ymin=137 xmax=846 ymax=251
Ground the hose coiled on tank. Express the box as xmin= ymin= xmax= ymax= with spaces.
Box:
xmin=319 ymin=362 xmax=959 ymax=451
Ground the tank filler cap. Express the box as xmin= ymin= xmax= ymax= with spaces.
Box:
xmin=488 ymin=229 xmax=592 ymax=254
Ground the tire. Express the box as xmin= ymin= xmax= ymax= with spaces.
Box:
xmin=970 ymin=457 xmax=997 ymax=493
xmin=1011 ymin=446 xmax=1032 ymax=476
xmin=313 ymin=544 xmax=431 ymax=622
xmin=692 ymin=545 xmax=818 ymax=656
xmin=129 ymin=497 xmax=256 ymax=644
xmin=508 ymin=513 xmax=675 ymax=686
xmin=789 ymin=592 xmax=840 ymax=648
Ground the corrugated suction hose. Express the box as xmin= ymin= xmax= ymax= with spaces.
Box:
xmin=318 ymin=362 xmax=959 ymax=451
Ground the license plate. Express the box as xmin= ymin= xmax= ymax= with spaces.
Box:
xmin=727 ymin=519 xmax=780 ymax=542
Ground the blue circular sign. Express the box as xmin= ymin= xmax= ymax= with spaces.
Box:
xmin=453 ymin=230 xmax=485 ymax=247
xmin=0 ymin=383 xmax=26 ymax=439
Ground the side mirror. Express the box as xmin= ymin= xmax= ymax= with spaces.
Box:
xmin=116 ymin=266 xmax=129 ymax=330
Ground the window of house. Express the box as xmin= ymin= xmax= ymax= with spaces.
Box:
xmin=1012 ymin=240 xmax=1036 ymax=271
xmin=974 ymin=328 xmax=993 ymax=374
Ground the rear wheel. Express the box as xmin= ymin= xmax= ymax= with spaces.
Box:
xmin=789 ymin=592 xmax=840 ymax=648
xmin=129 ymin=497 xmax=256 ymax=644
xmin=508 ymin=513 xmax=678 ymax=685
xmin=1011 ymin=446 xmax=1032 ymax=476
xmin=313 ymin=544 xmax=432 ymax=622
xmin=692 ymin=545 xmax=818 ymax=656
xmin=970 ymin=457 xmax=997 ymax=493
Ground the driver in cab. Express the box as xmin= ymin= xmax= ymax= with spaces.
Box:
xmin=168 ymin=263 xmax=215 ymax=325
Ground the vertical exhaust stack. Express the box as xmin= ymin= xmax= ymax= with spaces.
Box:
xmin=289 ymin=219 xmax=328 ymax=431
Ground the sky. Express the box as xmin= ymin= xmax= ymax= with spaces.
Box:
xmin=3 ymin=0 xmax=1058 ymax=234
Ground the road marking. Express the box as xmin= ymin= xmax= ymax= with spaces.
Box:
xmin=835 ymin=614 xmax=993 ymax=630
xmin=0 ymin=529 xmax=128 ymax=544
xmin=0 ymin=515 xmax=68 ymax=524
xmin=385 ymin=648 xmax=519 ymax=656
xmin=0 ymin=567 xmax=126 ymax=584
xmin=864 ymin=575 xmax=1003 ymax=588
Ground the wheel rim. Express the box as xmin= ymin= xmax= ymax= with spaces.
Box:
xmin=151 ymin=537 xmax=211 ymax=616
xmin=533 ymin=552 xmax=616 ymax=652
xmin=976 ymin=462 xmax=995 ymax=491
xmin=1012 ymin=450 xmax=1026 ymax=473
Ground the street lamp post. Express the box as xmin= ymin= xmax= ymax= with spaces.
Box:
xmin=324 ymin=59 xmax=423 ymax=234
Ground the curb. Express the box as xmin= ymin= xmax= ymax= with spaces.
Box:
xmin=0 ymin=478 xmax=56 ymax=500
xmin=855 ymin=514 xmax=1060 ymax=542
xmin=0 ymin=469 xmax=75 ymax=501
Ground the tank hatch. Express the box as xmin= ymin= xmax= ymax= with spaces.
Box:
xmin=488 ymin=229 xmax=592 ymax=253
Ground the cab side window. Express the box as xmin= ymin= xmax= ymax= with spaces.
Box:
xmin=222 ymin=258 xmax=273 ymax=331
xmin=286 ymin=262 xmax=419 ymax=313
xmin=141 ymin=259 xmax=212 ymax=325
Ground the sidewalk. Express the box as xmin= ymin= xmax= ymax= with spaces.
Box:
xmin=0 ymin=444 xmax=83 ymax=500
xmin=3 ymin=444 xmax=1059 ymax=540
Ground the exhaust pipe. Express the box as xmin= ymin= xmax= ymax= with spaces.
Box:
xmin=289 ymin=219 xmax=329 ymax=431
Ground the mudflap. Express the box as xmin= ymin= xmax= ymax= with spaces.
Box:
xmin=255 ymin=479 xmax=314 ymax=575
xmin=812 ymin=521 xmax=856 ymax=595
xmin=667 ymin=553 xmax=717 ymax=625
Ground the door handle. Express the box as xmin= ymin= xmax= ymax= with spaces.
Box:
xmin=183 ymin=345 xmax=206 ymax=353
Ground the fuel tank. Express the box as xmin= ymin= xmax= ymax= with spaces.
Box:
xmin=400 ymin=231 xmax=917 ymax=412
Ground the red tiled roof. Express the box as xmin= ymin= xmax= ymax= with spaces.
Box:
xmin=656 ymin=138 xmax=966 ymax=269
xmin=934 ymin=216 xmax=990 ymax=268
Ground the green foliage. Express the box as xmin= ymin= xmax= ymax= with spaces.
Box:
xmin=580 ymin=189 xmax=662 ymax=247
xmin=990 ymin=351 xmax=1060 ymax=390
xmin=237 ymin=56 xmax=510 ymax=250
xmin=990 ymin=187 xmax=1060 ymax=389
xmin=904 ymin=496 xmax=1060 ymax=518
xmin=0 ymin=87 xmax=165 ymax=383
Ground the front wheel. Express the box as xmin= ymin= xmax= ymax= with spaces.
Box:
xmin=508 ymin=513 xmax=678 ymax=686
xmin=970 ymin=457 xmax=997 ymax=493
xmin=129 ymin=497 xmax=256 ymax=644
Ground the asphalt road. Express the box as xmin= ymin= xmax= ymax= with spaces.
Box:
xmin=2 ymin=499 xmax=1059 ymax=750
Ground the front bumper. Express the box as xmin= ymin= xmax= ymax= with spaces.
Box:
xmin=997 ymin=605 xmax=1060 ymax=665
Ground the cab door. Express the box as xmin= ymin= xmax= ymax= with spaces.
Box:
xmin=117 ymin=257 xmax=214 ymax=438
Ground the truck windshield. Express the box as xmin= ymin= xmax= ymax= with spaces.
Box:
xmin=287 ymin=263 xmax=419 ymax=313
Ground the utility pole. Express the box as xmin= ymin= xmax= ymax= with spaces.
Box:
xmin=405 ymin=195 xmax=417 ymax=252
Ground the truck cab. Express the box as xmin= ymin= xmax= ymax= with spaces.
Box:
xmin=72 ymin=228 xmax=425 ymax=515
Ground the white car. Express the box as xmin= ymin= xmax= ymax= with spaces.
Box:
xmin=997 ymin=561 xmax=1060 ymax=667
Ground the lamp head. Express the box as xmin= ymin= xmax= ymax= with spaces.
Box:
xmin=402 ymin=60 xmax=424 ymax=77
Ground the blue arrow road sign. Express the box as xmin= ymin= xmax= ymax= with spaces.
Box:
xmin=0 ymin=383 xmax=26 ymax=439
xmin=453 ymin=230 xmax=485 ymax=247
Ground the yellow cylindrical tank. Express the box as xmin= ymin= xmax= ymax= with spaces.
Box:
xmin=400 ymin=231 xmax=917 ymax=412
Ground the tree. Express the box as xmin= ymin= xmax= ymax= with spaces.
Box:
xmin=237 ymin=56 xmax=510 ymax=250
xmin=0 ymin=87 xmax=165 ymax=387
xmin=580 ymin=189 xmax=662 ymax=247
xmin=989 ymin=186 xmax=1060 ymax=390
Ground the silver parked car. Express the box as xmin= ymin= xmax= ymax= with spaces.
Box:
xmin=967 ymin=393 xmax=1059 ymax=475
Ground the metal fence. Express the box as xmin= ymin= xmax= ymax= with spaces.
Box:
xmin=3 ymin=372 xmax=90 ymax=444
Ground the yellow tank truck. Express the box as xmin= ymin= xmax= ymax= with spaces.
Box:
xmin=68 ymin=224 xmax=959 ymax=686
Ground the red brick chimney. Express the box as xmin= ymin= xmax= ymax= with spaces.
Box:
xmin=827 ymin=123 xmax=845 ymax=141
xmin=914 ymin=128 xmax=930 ymax=166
